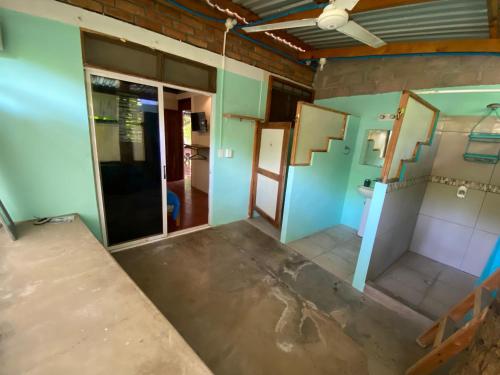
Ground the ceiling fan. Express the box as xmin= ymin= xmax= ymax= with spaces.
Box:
xmin=241 ymin=0 xmax=386 ymax=48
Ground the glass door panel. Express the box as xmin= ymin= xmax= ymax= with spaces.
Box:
xmin=90 ymin=74 xmax=164 ymax=245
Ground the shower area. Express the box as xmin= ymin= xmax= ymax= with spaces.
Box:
xmin=361 ymin=98 xmax=500 ymax=319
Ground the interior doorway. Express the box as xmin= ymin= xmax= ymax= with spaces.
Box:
xmin=249 ymin=122 xmax=291 ymax=228
xmin=248 ymin=76 xmax=314 ymax=234
xmin=163 ymin=89 xmax=210 ymax=233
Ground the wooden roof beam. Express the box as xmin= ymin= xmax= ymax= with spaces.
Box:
xmin=487 ymin=0 xmax=499 ymax=38
xmin=300 ymin=39 xmax=500 ymax=59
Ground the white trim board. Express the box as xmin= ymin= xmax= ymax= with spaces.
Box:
xmin=415 ymin=88 xmax=500 ymax=94
xmin=0 ymin=0 xmax=312 ymax=88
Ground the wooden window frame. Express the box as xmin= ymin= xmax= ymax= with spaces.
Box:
xmin=81 ymin=30 xmax=217 ymax=93
xmin=265 ymin=75 xmax=315 ymax=123
xmin=290 ymin=101 xmax=349 ymax=166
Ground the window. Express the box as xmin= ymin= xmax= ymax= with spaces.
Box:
xmin=82 ymin=32 xmax=216 ymax=93
xmin=266 ymin=76 xmax=314 ymax=123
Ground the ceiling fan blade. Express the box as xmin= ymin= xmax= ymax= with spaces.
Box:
xmin=242 ymin=19 xmax=317 ymax=33
xmin=333 ymin=0 xmax=360 ymax=11
xmin=336 ymin=20 xmax=386 ymax=48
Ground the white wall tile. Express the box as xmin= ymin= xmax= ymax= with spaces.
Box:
xmin=476 ymin=193 xmax=500 ymax=235
xmin=431 ymin=132 xmax=494 ymax=183
xmin=420 ymin=183 xmax=485 ymax=227
xmin=409 ymin=214 xmax=473 ymax=269
xmin=491 ymin=164 xmax=500 ymax=186
xmin=460 ymin=230 xmax=499 ymax=276
xmin=377 ymin=183 xmax=427 ymax=236
xmin=440 ymin=116 xmax=481 ymax=133
xmin=404 ymin=133 xmax=441 ymax=180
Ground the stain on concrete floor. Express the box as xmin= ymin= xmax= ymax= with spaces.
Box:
xmin=114 ymin=221 xmax=428 ymax=375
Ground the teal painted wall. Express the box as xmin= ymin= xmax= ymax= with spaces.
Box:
xmin=317 ymin=85 xmax=500 ymax=231
xmin=280 ymin=116 xmax=359 ymax=243
xmin=0 ymin=8 xmax=269 ymax=240
xmin=352 ymin=181 xmax=387 ymax=291
xmin=210 ymin=70 xmax=267 ymax=226
xmin=0 ymin=9 xmax=101 ymax=238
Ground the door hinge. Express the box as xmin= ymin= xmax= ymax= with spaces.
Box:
xmin=163 ymin=165 xmax=167 ymax=180
xmin=397 ymin=107 xmax=405 ymax=120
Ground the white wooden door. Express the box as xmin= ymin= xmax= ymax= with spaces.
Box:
xmin=250 ymin=122 xmax=291 ymax=227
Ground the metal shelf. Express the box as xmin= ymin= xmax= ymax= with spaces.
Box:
xmin=463 ymin=152 xmax=499 ymax=164
xmin=469 ymin=132 xmax=500 ymax=143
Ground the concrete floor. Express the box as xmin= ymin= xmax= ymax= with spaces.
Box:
xmin=0 ymin=218 xmax=211 ymax=375
xmin=371 ymin=252 xmax=477 ymax=320
xmin=247 ymin=216 xmax=280 ymax=241
xmin=114 ymin=221 xmax=429 ymax=375
xmin=288 ymin=225 xmax=361 ymax=283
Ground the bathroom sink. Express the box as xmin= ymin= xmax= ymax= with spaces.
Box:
xmin=357 ymin=185 xmax=374 ymax=199
xmin=357 ymin=186 xmax=374 ymax=237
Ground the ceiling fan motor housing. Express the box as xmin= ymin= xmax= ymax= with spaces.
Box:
xmin=317 ymin=5 xmax=349 ymax=30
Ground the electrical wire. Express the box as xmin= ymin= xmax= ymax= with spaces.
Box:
xmin=204 ymin=0 xmax=306 ymax=52
xmin=304 ymin=51 xmax=500 ymax=64
xmin=162 ymin=0 xmax=225 ymax=23
xmin=219 ymin=26 xmax=230 ymax=152
xmin=161 ymin=0 xmax=309 ymax=64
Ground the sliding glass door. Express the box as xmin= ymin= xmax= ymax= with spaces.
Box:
xmin=87 ymin=71 xmax=166 ymax=246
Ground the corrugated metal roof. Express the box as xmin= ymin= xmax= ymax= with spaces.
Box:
xmin=234 ymin=0 xmax=489 ymax=49
xmin=233 ymin=0 xmax=317 ymax=18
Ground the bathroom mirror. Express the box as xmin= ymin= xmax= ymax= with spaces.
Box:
xmin=361 ymin=129 xmax=391 ymax=167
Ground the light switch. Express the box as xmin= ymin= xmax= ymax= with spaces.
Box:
xmin=224 ymin=148 xmax=233 ymax=158
xmin=217 ymin=149 xmax=224 ymax=158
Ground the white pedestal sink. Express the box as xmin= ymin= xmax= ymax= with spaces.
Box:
xmin=357 ymin=185 xmax=374 ymax=237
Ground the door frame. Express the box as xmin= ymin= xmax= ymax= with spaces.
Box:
xmin=85 ymin=67 xmax=167 ymax=249
xmin=380 ymin=90 xmax=440 ymax=183
xmin=84 ymin=67 xmax=215 ymax=251
xmin=249 ymin=122 xmax=292 ymax=228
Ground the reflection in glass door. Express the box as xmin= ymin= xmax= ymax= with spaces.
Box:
xmin=89 ymin=73 xmax=165 ymax=246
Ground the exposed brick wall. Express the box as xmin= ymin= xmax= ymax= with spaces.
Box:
xmin=314 ymin=55 xmax=500 ymax=99
xmin=56 ymin=0 xmax=315 ymax=85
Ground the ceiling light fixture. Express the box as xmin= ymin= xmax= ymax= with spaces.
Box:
xmin=204 ymin=0 xmax=305 ymax=52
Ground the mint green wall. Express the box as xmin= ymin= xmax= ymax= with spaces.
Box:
xmin=352 ymin=182 xmax=387 ymax=291
xmin=280 ymin=116 xmax=359 ymax=243
xmin=210 ymin=70 xmax=267 ymax=225
xmin=0 ymin=9 xmax=101 ymax=238
xmin=316 ymin=93 xmax=400 ymax=229
xmin=317 ymin=85 xmax=500 ymax=231
xmin=0 ymin=8 xmax=269 ymax=239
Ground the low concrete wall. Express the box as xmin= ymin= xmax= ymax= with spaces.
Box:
xmin=314 ymin=55 xmax=500 ymax=99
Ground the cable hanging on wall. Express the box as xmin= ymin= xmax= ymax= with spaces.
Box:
xmin=203 ymin=0 xmax=306 ymax=52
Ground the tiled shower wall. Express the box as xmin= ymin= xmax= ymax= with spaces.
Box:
xmin=366 ymin=135 xmax=441 ymax=280
xmin=409 ymin=117 xmax=500 ymax=276
xmin=367 ymin=181 xmax=428 ymax=280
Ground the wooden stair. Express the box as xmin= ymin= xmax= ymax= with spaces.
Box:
xmin=406 ymin=268 xmax=500 ymax=375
